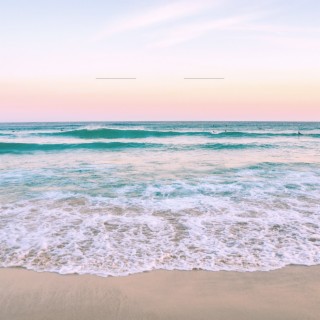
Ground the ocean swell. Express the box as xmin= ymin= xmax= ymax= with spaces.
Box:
xmin=35 ymin=128 xmax=320 ymax=139
xmin=0 ymin=142 xmax=163 ymax=154
xmin=0 ymin=141 xmax=277 ymax=154
xmin=45 ymin=128 xmax=212 ymax=139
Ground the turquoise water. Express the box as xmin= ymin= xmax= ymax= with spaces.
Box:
xmin=0 ymin=122 xmax=320 ymax=276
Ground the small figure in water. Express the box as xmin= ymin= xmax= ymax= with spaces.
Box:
xmin=298 ymin=131 xmax=302 ymax=135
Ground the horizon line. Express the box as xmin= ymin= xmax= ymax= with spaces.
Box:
xmin=1 ymin=120 xmax=320 ymax=124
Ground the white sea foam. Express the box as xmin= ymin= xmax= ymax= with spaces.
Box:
xmin=1 ymin=170 xmax=320 ymax=276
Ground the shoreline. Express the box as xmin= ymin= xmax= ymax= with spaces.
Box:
xmin=1 ymin=265 xmax=320 ymax=320
xmin=0 ymin=262 xmax=318 ymax=277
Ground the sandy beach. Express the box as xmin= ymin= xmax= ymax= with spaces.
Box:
xmin=0 ymin=266 xmax=319 ymax=320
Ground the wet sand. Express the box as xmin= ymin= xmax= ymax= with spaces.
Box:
xmin=1 ymin=266 xmax=320 ymax=320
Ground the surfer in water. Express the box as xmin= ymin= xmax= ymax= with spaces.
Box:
xmin=298 ymin=131 xmax=302 ymax=135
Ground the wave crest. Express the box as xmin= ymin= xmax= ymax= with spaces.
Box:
xmin=35 ymin=128 xmax=320 ymax=139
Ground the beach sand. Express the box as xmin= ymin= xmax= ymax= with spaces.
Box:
xmin=1 ymin=266 xmax=320 ymax=320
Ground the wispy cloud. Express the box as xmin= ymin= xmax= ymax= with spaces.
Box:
xmin=94 ymin=1 xmax=320 ymax=48
xmin=149 ymin=16 xmax=320 ymax=48
xmin=149 ymin=15 xmax=250 ymax=47
xmin=148 ymin=12 xmax=265 ymax=48
xmin=93 ymin=0 xmax=217 ymax=41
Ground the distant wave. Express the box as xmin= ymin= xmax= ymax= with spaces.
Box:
xmin=0 ymin=142 xmax=163 ymax=154
xmin=211 ymin=131 xmax=320 ymax=138
xmin=44 ymin=128 xmax=211 ymax=139
xmin=0 ymin=141 xmax=276 ymax=154
xmin=0 ymin=133 xmax=13 ymax=137
xmin=34 ymin=128 xmax=320 ymax=139
xmin=201 ymin=143 xmax=275 ymax=150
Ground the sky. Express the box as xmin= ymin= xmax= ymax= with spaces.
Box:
xmin=0 ymin=0 xmax=320 ymax=121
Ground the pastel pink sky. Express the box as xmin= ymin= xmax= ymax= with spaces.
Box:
xmin=1 ymin=0 xmax=319 ymax=121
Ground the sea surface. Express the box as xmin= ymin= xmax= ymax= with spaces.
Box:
xmin=0 ymin=122 xmax=320 ymax=276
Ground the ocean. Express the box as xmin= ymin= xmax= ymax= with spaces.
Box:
xmin=0 ymin=121 xmax=319 ymax=276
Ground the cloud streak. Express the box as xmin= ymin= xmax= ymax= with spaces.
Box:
xmin=94 ymin=0 xmax=217 ymax=40
xmin=149 ymin=17 xmax=320 ymax=48
xmin=93 ymin=0 xmax=320 ymax=49
xmin=150 ymin=15 xmax=255 ymax=48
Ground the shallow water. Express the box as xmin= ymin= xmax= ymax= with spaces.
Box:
xmin=0 ymin=122 xmax=320 ymax=276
